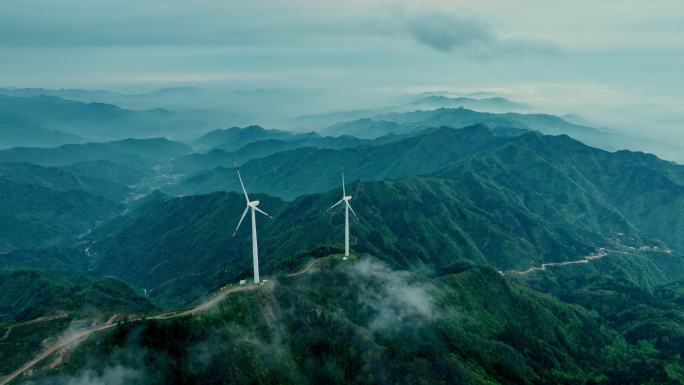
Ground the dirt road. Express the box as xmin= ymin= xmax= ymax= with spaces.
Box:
xmin=507 ymin=250 xmax=608 ymax=275
xmin=0 ymin=312 xmax=68 ymax=342
xmin=0 ymin=283 xmax=260 ymax=385
xmin=0 ymin=257 xmax=335 ymax=385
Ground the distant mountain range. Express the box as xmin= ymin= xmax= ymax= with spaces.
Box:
xmin=292 ymin=94 xmax=531 ymax=129
xmin=0 ymin=114 xmax=84 ymax=149
xmin=409 ymin=95 xmax=530 ymax=111
xmin=173 ymin=135 xmax=368 ymax=175
xmin=0 ymin=94 xmax=227 ymax=145
xmin=0 ymin=86 xmax=213 ymax=112
xmin=0 ymin=137 xmax=191 ymax=168
xmin=0 ymin=86 xmax=319 ymax=127
xmin=321 ymin=107 xmax=599 ymax=141
xmin=308 ymin=105 xmax=682 ymax=163
xmin=169 ymin=125 xmax=369 ymax=174
xmin=2 ymin=87 xmax=680 ymax=163
xmin=191 ymin=125 xmax=320 ymax=151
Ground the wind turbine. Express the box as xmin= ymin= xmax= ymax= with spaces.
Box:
xmin=232 ymin=167 xmax=271 ymax=284
xmin=328 ymin=170 xmax=358 ymax=258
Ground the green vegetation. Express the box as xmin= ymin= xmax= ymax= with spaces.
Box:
xmin=86 ymin=138 xmax=682 ymax=306
xmin=0 ymin=162 xmax=131 ymax=202
xmin=0 ymin=268 xmax=156 ymax=377
xmin=60 ymin=160 xmax=153 ymax=189
xmin=518 ymin=252 xmax=684 ymax=384
xmin=17 ymin=258 xmax=684 ymax=384
xmin=0 ymin=316 xmax=74 ymax=376
xmin=169 ymin=125 xmax=504 ymax=198
xmin=0 ymin=248 xmax=89 ymax=272
xmin=0 ymin=122 xmax=682 ymax=384
xmin=0 ymin=269 xmax=155 ymax=322
xmin=0 ymin=177 xmax=121 ymax=252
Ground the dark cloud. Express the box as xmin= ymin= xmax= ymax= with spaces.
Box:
xmin=401 ymin=10 xmax=560 ymax=60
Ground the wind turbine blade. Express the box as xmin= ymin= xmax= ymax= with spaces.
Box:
xmin=232 ymin=206 xmax=249 ymax=237
xmin=342 ymin=170 xmax=346 ymax=197
xmin=236 ymin=168 xmax=250 ymax=203
xmin=347 ymin=201 xmax=359 ymax=220
xmin=254 ymin=207 xmax=272 ymax=218
xmin=327 ymin=198 xmax=344 ymax=211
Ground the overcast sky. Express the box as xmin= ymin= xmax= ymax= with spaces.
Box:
xmin=0 ymin=0 xmax=682 ymax=141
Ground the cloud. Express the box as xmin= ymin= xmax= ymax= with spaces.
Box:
xmin=391 ymin=7 xmax=560 ymax=60
xmin=55 ymin=365 xmax=143 ymax=385
xmin=350 ymin=259 xmax=438 ymax=331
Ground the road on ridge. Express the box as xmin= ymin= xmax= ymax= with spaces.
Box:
xmin=0 ymin=282 xmax=260 ymax=385
xmin=0 ymin=256 xmax=336 ymax=385
xmin=0 ymin=312 xmax=68 ymax=342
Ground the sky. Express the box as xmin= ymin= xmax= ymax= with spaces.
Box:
xmin=0 ymin=0 xmax=683 ymax=144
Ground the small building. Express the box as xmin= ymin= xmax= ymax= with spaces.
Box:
xmin=239 ymin=279 xmax=246 ymax=286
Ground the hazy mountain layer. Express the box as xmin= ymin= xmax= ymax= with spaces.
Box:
xmin=191 ymin=125 xmax=316 ymax=151
xmin=0 ymin=114 xmax=83 ymax=149
xmin=172 ymin=134 xmax=368 ymax=175
xmin=0 ymin=137 xmax=191 ymax=168
xmin=0 ymin=94 xmax=224 ymax=142
xmin=292 ymin=94 xmax=530 ymax=130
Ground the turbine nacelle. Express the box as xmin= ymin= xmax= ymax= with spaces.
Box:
xmin=248 ymin=200 xmax=260 ymax=207
xmin=343 ymin=196 xmax=352 ymax=201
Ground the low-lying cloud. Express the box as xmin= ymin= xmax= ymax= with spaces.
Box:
xmin=350 ymin=259 xmax=438 ymax=331
xmin=49 ymin=365 xmax=143 ymax=385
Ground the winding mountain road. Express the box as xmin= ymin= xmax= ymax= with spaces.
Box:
xmin=0 ymin=312 xmax=68 ymax=342
xmin=0 ymin=320 xmax=118 ymax=385
xmin=0 ymin=281 xmax=261 ymax=385
xmin=507 ymin=249 xmax=611 ymax=275
xmin=0 ymin=256 xmax=337 ymax=385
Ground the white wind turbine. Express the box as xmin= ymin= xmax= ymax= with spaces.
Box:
xmin=328 ymin=170 xmax=358 ymax=258
xmin=233 ymin=167 xmax=271 ymax=284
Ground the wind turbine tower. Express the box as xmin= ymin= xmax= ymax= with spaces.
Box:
xmin=328 ymin=170 xmax=358 ymax=258
xmin=233 ymin=167 xmax=272 ymax=284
